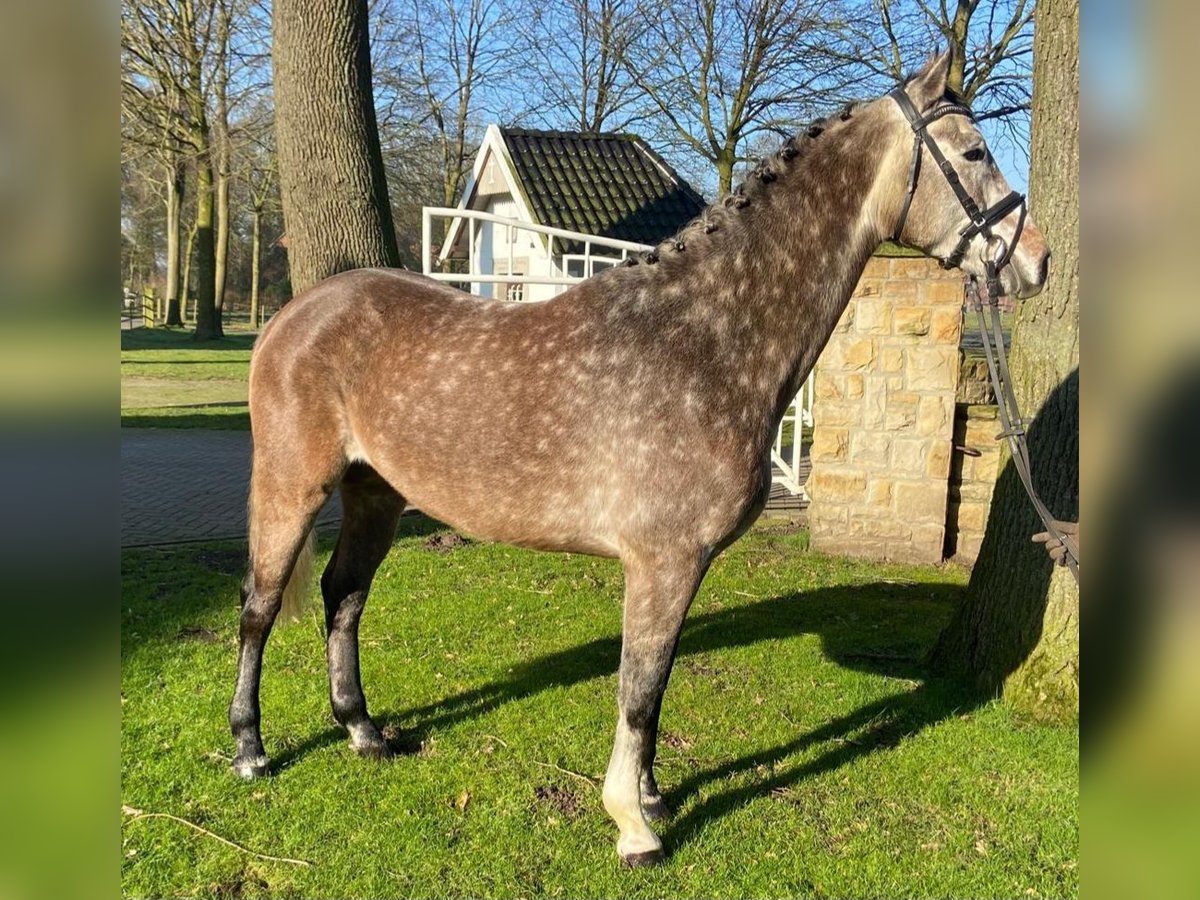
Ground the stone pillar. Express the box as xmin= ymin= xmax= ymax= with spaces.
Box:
xmin=946 ymin=403 xmax=1003 ymax=564
xmin=807 ymin=255 xmax=964 ymax=565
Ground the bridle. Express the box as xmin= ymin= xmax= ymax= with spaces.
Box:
xmin=888 ymin=86 xmax=1079 ymax=581
xmin=888 ymin=86 xmax=1028 ymax=300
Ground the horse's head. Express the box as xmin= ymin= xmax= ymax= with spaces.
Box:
xmin=886 ymin=52 xmax=1050 ymax=300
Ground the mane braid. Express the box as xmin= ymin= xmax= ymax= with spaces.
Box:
xmin=634 ymin=99 xmax=869 ymax=265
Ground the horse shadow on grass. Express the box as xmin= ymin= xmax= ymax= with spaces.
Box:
xmin=272 ymin=577 xmax=983 ymax=853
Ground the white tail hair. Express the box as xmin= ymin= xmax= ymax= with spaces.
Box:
xmin=247 ymin=489 xmax=316 ymax=625
xmin=279 ymin=528 xmax=316 ymax=623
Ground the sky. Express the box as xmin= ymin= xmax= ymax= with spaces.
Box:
xmin=428 ymin=0 xmax=1037 ymax=200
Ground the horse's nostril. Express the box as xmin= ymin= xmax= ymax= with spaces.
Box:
xmin=1039 ymin=251 xmax=1050 ymax=284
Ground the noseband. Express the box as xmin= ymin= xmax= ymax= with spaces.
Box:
xmin=888 ymin=87 xmax=1027 ymax=301
xmin=887 ymin=87 xmax=1078 ymax=580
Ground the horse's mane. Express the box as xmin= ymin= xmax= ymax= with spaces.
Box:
xmin=626 ymin=98 xmax=871 ymax=266
xmin=621 ymin=74 xmax=965 ymax=267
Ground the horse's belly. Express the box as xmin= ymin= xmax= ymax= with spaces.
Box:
xmin=365 ymin=446 xmax=622 ymax=557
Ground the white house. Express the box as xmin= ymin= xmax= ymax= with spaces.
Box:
xmin=435 ymin=125 xmax=707 ymax=303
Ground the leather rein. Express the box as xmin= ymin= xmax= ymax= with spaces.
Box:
xmin=888 ymin=87 xmax=1079 ymax=581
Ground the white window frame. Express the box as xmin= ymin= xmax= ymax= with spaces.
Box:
xmin=562 ymin=253 xmax=623 ymax=280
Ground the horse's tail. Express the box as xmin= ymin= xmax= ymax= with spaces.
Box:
xmin=246 ymin=485 xmax=316 ymax=625
xmin=279 ymin=528 xmax=315 ymax=623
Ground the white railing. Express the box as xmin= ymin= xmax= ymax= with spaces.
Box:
xmin=422 ymin=206 xmax=652 ymax=292
xmin=421 ymin=206 xmax=811 ymax=501
xmin=771 ymin=370 xmax=815 ymax=498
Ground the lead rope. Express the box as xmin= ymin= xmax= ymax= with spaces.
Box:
xmin=969 ymin=267 xmax=1079 ymax=581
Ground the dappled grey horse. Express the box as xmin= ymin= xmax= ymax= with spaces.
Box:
xmin=229 ymin=53 xmax=1049 ymax=866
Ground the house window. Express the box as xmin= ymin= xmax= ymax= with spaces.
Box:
xmin=564 ymin=255 xmax=622 ymax=279
xmin=496 ymin=259 xmax=526 ymax=302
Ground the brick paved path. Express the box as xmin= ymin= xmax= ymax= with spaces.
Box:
xmin=121 ymin=428 xmax=804 ymax=548
xmin=121 ymin=429 xmax=342 ymax=548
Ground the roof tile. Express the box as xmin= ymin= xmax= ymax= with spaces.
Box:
xmin=497 ymin=127 xmax=706 ymax=255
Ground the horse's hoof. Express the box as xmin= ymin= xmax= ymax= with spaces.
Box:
xmin=232 ymin=755 xmax=269 ymax=780
xmin=353 ymin=738 xmax=393 ymax=761
xmin=642 ymin=795 xmax=672 ymax=822
xmin=621 ymin=848 xmax=665 ymax=868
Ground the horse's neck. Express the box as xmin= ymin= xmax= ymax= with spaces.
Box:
xmin=658 ymin=137 xmax=887 ymax=420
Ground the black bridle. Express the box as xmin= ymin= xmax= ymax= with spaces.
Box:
xmin=889 ymin=86 xmax=1028 ymax=300
xmin=888 ymin=87 xmax=1079 ymax=581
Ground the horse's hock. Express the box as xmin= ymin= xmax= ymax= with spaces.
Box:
xmin=808 ymin=254 xmax=982 ymax=565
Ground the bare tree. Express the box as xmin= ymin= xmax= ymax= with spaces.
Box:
xmin=120 ymin=156 xmax=168 ymax=299
xmin=122 ymin=0 xmax=225 ymax=338
xmin=620 ymin=0 xmax=863 ymax=194
xmin=521 ymin=0 xmax=646 ymax=133
xmin=375 ymin=0 xmax=518 ymax=210
xmin=121 ymin=5 xmax=189 ymax=325
xmin=852 ymin=1 xmax=1035 ymax=147
xmin=213 ymin=0 xmax=232 ymax=318
xmin=237 ymin=106 xmax=279 ymax=328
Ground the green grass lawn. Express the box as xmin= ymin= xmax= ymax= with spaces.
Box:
xmin=121 ymin=521 xmax=1078 ymax=899
xmin=121 ymin=327 xmax=255 ymax=429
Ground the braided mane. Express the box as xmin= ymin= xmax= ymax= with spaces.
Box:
xmin=624 ymin=73 xmax=968 ymax=266
xmin=625 ymin=100 xmax=866 ymax=266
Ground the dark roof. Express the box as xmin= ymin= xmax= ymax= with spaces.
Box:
xmin=498 ymin=127 xmax=706 ymax=254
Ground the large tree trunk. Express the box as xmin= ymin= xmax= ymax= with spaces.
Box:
xmin=929 ymin=0 xmax=1079 ymax=722
xmin=164 ymin=159 xmax=184 ymax=327
xmin=193 ymin=153 xmax=223 ymax=340
xmin=273 ymin=0 xmax=399 ymax=294
xmin=184 ymin=29 xmax=222 ymax=342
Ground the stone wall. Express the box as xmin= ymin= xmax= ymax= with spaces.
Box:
xmin=807 ymin=255 xmax=965 ymax=565
xmin=945 ymin=402 xmax=1003 ymax=564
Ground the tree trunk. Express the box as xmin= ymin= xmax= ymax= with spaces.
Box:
xmin=947 ymin=1 xmax=970 ymax=98
xmin=249 ymin=204 xmax=262 ymax=329
xmin=215 ymin=135 xmax=231 ymax=318
xmin=716 ymin=147 xmax=736 ymax=196
xmin=193 ymin=154 xmax=223 ymax=340
xmin=164 ymin=159 xmax=184 ymax=326
xmin=929 ymin=0 xmax=1079 ymax=722
xmin=273 ymin=0 xmax=399 ymax=295
xmin=182 ymin=220 xmax=197 ymax=321
xmin=213 ymin=0 xmax=231 ymax=317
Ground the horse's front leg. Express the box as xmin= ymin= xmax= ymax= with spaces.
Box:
xmin=603 ymin=545 xmax=709 ymax=867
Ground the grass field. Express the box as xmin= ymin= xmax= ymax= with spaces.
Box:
xmin=121 ymin=328 xmax=255 ymax=429
xmin=121 ymin=521 xmax=1078 ymax=899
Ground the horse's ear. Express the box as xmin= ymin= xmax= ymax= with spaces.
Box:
xmin=906 ymin=50 xmax=952 ymax=110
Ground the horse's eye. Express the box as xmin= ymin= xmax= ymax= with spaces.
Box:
xmin=964 ymin=147 xmax=987 ymax=163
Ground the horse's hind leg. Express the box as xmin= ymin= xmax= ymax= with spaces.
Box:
xmin=603 ymin=545 xmax=710 ymax=867
xmin=320 ymin=463 xmax=404 ymax=759
xmin=230 ymin=442 xmax=340 ymax=780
